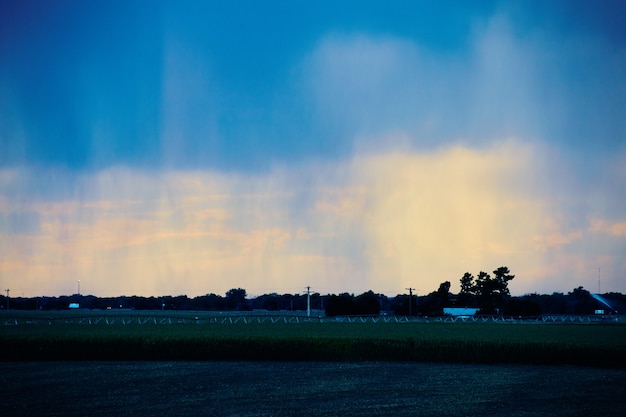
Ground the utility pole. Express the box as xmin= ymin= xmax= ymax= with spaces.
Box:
xmin=598 ymin=268 xmax=601 ymax=294
xmin=77 ymin=280 xmax=80 ymax=296
xmin=5 ymin=288 xmax=9 ymax=310
xmin=406 ymin=287 xmax=415 ymax=316
xmin=306 ymin=286 xmax=311 ymax=317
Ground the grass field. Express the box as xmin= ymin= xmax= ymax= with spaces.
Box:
xmin=2 ymin=310 xmax=625 ymax=366
xmin=2 ymin=361 xmax=626 ymax=417
xmin=3 ymin=312 xmax=626 ymax=415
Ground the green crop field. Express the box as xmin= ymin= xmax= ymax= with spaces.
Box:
xmin=2 ymin=310 xmax=625 ymax=367
xmin=3 ymin=312 xmax=626 ymax=416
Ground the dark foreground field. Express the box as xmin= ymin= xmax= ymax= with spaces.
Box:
xmin=2 ymin=361 xmax=626 ymax=417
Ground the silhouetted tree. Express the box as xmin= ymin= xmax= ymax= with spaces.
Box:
xmin=225 ymin=288 xmax=249 ymax=311
xmin=420 ymin=281 xmax=451 ymax=316
xmin=325 ymin=291 xmax=382 ymax=316
xmin=130 ymin=296 xmax=162 ymax=310
xmin=567 ymin=286 xmax=595 ymax=314
xmin=193 ymin=293 xmax=225 ymax=310
xmin=325 ymin=293 xmax=355 ymax=316
xmin=474 ymin=267 xmax=515 ymax=314
xmin=392 ymin=293 xmax=418 ymax=316
xmin=458 ymin=272 xmax=475 ymax=307
xmin=542 ymin=292 xmax=567 ymax=314
xmin=435 ymin=281 xmax=451 ymax=313
xmin=437 ymin=281 xmax=450 ymax=300
xmin=504 ymin=297 xmax=541 ymax=316
xmin=7 ymin=277 xmax=625 ymax=316
xmin=354 ymin=291 xmax=381 ymax=315
xmin=474 ymin=271 xmax=494 ymax=313
xmin=253 ymin=293 xmax=281 ymax=311
xmin=602 ymin=293 xmax=626 ymax=314
xmin=493 ymin=266 xmax=515 ymax=296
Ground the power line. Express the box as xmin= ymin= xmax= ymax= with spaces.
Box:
xmin=406 ymin=287 xmax=415 ymax=316
xmin=306 ymin=286 xmax=311 ymax=317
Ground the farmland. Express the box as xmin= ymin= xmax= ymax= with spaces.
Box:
xmin=2 ymin=361 xmax=626 ymax=417
xmin=2 ymin=310 xmax=625 ymax=366
xmin=3 ymin=311 xmax=626 ymax=416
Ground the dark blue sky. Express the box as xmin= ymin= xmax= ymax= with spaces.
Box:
xmin=2 ymin=0 xmax=623 ymax=171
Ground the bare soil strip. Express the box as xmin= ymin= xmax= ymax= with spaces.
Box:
xmin=2 ymin=362 xmax=626 ymax=417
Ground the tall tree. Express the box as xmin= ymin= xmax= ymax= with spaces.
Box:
xmin=474 ymin=267 xmax=515 ymax=314
xmin=493 ymin=266 xmax=515 ymax=297
xmin=475 ymin=271 xmax=493 ymax=313
xmin=422 ymin=281 xmax=452 ymax=316
xmin=458 ymin=272 xmax=475 ymax=306
xmin=225 ymin=288 xmax=249 ymax=311
xmin=437 ymin=281 xmax=451 ymax=299
xmin=355 ymin=291 xmax=381 ymax=315
xmin=436 ymin=280 xmax=451 ymax=312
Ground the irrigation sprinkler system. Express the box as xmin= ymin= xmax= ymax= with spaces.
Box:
xmin=1 ymin=312 xmax=622 ymax=326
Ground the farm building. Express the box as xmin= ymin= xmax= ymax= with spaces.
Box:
xmin=590 ymin=294 xmax=620 ymax=315
xmin=443 ymin=308 xmax=479 ymax=317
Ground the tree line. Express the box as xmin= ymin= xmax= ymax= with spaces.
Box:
xmin=2 ymin=267 xmax=624 ymax=315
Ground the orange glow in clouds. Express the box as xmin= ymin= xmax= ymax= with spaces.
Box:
xmin=0 ymin=140 xmax=623 ymax=296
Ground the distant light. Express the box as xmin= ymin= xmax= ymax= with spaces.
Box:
xmin=69 ymin=303 xmax=80 ymax=309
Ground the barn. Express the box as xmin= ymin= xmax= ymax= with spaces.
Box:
xmin=443 ymin=307 xmax=480 ymax=317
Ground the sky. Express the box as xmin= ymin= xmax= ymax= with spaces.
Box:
xmin=1 ymin=0 xmax=625 ymax=298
